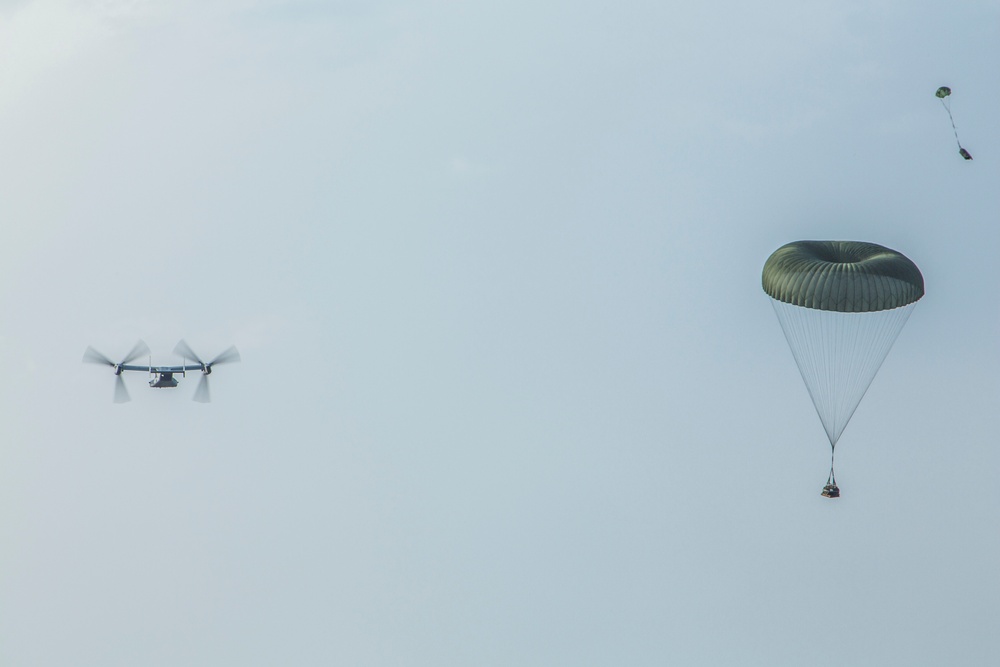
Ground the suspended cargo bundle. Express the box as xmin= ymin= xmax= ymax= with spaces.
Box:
xmin=762 ymin=241 xmax=924 ymax=498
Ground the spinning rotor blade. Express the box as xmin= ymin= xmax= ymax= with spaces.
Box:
xmin=173 ymin=340 xmax=204 ymax=367
xmin=175 ymin=341 xmax=238 ymax=401
xmin=83 ymin=346 xmax=115 ymax=366
xmin=208 ymin=346 xmax=240 ymax=368
xmin=192 ymin=374 xmax=211 ymax=403
xmin=83 ymin=341 xmax=148 ymax=403
xmin=113 ymin=375 xmax=131 ymax=403
xmin=120 ymin=340 xmax=150 ymax=365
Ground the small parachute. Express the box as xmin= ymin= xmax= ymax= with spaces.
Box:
xmin=762 ymin=241 xmax=924 ymax=498
xmin=936 ymin=85 xmax=972 ymax=160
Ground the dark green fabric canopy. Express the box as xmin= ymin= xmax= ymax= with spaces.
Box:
xmin=762 ymin=241 xmax=924 ymax=313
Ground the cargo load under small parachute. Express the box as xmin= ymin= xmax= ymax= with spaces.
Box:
xmin=936 ymin=86 xmax=973 ymax=160
xmin=762 ymin=241 xmax=924 ymax=498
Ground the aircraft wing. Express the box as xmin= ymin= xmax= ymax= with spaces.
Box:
xmin=118 ymin=364 xmax=204 ymax=373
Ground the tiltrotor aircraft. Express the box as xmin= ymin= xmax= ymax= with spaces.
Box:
xmin=83 ymin=340 xmax=240 ymax=403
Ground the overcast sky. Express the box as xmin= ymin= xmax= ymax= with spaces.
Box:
xmin=1 ymin=1 xmax=998 ymax=665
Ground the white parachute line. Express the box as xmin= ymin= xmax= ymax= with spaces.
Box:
xmin=836 ymin=305 xmax=912 ymax=443
xmin=940 ymin=98 xmax=963 ymax=150
xmin=836 ymin=304 xmax=914 ymax=438
xmin=771 ymin=298 xmax=835 ymax=444
xmin=770 ymin=299 xmax=916 ymax=450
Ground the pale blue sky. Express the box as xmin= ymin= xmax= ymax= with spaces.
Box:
xmin=1 ymin=1 xmax=998 ymax=665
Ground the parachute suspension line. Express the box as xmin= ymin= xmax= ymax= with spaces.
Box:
xmin=824 ymin=448 xmax=839 ymax=498
xmin=770 ymin=299 xmax=916 ymax=499
xmin=940 ymin=98 xmax=963 ymax=151
xmin=771 ymin=300 xmax=915 ymax=448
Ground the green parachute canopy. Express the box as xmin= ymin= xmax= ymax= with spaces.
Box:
xmin=762 ymin=241 xmax=924 ymax=312
xmin=936 ymin=86 xmax=951 ymax=98
xmin=762 ymin=240 xmax=924 ymax=498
